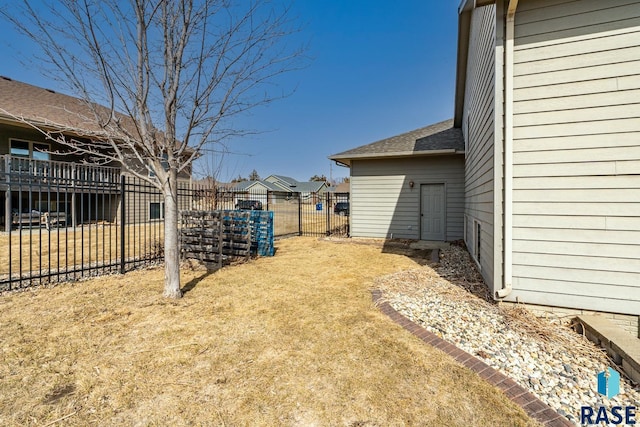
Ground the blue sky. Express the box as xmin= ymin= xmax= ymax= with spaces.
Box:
xmin=0 ymin=1 xmax=460 ymax=183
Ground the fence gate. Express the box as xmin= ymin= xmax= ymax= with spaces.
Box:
xmin=213 ymin=187 xmax=350 ymax=238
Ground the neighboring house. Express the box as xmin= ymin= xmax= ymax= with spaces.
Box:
xmin=264 ymin=174 xmax=329 ymax=199
xmin=264 ymin=174 xmax=300 ymax=190
xmin=231 ymin=175 xmax=329 ymax=206
xmin=328 ymin=182 xmax=350 ymax=203
xmin=0 ymin=76 xmax=191 ymax=229
xmin=330 ymin=0 xmax=640 ymax=336
xmin=234 ymin=180 xmax=283 ymax=193
xmin=230 ymin=180 xmax=284 ymax=207
xmin=190 ymin=177 xmax=232 ymax=211
xmin=329 ymin=182 xmax=350 ymax=193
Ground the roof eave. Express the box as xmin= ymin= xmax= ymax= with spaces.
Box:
xmin=329 ymin=148 xmax=464 ymax=167
xmin=0 ymin=114 xmax=122 ymax=152
xmin=0 ymin=113 xmax=94 ymax=139
xmin=458 ymin=0 xmax=495 ymax=13
xmin=1 ymin=111 xmax=198 ymax=157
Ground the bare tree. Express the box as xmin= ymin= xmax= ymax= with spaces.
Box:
xmin=309 ymin=174 xmax=327 ymax=182
xmin=248 ymin=169 xmax=260 ymax=181
xmin=1 ymin=0 xmax=304 ymax=298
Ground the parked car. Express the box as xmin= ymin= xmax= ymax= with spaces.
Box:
xmin=235 ymin=200 xmax=263 ymax=210
xmin=334 ymin=202 xmax=349 ymax=216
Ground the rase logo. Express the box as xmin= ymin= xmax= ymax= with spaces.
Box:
xmin=580 ymin=367 xmax=636 ymax=425
xmin=598 ymin=367 xmax=620 ymax=399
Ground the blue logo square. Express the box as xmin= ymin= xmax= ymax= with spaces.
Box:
xmin=597 ymin=367 xmax=620 ymax=399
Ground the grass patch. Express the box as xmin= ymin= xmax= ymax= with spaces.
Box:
xmin=0 ymin=237 xmax=538 ymax=426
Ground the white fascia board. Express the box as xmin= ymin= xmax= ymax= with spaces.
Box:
xmin=329 ymin=149 xmax=463 ymax=165
xmin=336 ymin=148 xmax=458 ymax=159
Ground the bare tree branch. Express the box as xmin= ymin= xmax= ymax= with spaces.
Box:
xmin=0 ymin=0 xmax=306 ymax=298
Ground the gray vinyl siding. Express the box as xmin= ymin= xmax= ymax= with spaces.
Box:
xmin=350 ymin=156 xmax=464 ymax=240
xmin=122 ymin=185 xmax=164 ymax=225
xmin=118 ymin=174 xmax=193 ymax=224
xmin=462 ymin=4 xmax=496 ymax=288
xmin=510 ymin=0 xmax=640 ymax=315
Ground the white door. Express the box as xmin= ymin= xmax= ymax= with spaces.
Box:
xmin=420 ymin=184 xmax=445 ymax=240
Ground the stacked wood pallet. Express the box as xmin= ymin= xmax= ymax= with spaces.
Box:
xmin=180 ymin=210 xmax=251 ymax=270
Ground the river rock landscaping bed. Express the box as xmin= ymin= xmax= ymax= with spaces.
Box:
xmin=376 ymin=245 xmax=640 ymax=425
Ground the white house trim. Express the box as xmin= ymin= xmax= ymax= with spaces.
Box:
xmin=497 ymin=0 xmax=519 ymax=298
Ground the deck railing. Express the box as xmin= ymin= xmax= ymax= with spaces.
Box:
xmin=0 ymin=155 xmax=121 ymax=188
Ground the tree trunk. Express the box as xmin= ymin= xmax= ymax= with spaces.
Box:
xmin=162 ymin=169 xmax=182 ymax=298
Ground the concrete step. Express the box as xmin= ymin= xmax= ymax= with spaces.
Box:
xmin=574 ymin=314 xmax=640 ymax=384
xmin=409 ymin=240 xmax=450 ymax=250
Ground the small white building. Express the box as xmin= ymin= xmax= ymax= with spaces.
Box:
xmin=330 ymin=121 xmax=465 ymax=241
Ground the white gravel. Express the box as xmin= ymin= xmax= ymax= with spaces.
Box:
xmin=376 ymin=247 xmax=640 ymax=426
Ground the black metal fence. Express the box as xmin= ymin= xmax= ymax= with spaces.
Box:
xmin=0 ymin=174 xmax=176 ymax=291
xmin=0 ymin=161 xmax=349 ymax=291
xmin=211 ymin=188 xmax=350 ymax=238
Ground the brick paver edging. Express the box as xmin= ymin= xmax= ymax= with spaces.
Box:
xmin=371 ymin=289 xmax=574 ymax=427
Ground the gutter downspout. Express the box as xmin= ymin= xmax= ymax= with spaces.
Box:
xmin=496 ymin=0 xmax=518 ymax=299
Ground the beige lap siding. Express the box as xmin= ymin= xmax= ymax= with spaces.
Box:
xmin=462 ymin=4 xmax=497 ymax=289
xmin=350 ymin=156 xmax=464 ymax=240
xmin=510 ymin=0 xmax=640 ymax=315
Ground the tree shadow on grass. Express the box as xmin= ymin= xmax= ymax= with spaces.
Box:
xmin=181 ymin=271 xmax=214 ymax=295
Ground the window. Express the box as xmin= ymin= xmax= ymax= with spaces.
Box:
xmin=464 ymin=114 xmax=470 ymax=157
xmin=464 ymin=214 xmax=469 ymax=247
xmin=10 ymin=139 xmax=51 ymax=160
xmin=33 ymin=143 xmax=50 ymax=161
xmin=149 ymin=202 xmax=165 ymax=220
xmin=474 ymin=220 xmax=482 ymax=265
xmin=10 ymin=140 xmax=29 ymax=158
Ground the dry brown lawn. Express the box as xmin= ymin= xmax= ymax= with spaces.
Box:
xmin=0 ymin=237 xmax=538 ymax=426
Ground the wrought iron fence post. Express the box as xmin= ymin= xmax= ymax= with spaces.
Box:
xmin=298 ymin=192 xmax=302 ymax=236
xmin=4 ymin=156 xmax=10 ymax=233
xmin=347 ymin=192 xmax=350 ymax=237
xmin=120 ymin=174 xmax=126 ymax=274
xmin=326 ymin=191 xmax=330 ymax=236
xmin=5 ymin=156 xmax=11 ymax=289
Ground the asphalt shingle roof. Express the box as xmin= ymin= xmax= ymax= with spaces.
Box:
xmin=292 ymin=181 xmax=326 ymax=193
xmin=0 ymin=76 xmax=114 ymax=134
xmin=269 ymin=175 xmax=298 ymax=186
xmin=328 ymin=182 xmax=349 ymax=193
xmin=232 ymin=179 xmax=326 ymax=193
xmin=231 ymin=180 xmax=283 ymax=192
xmin=0 ymin=76 xmax=193 ymax=155
xmin=329 ymin=119 xmax=464 ymax=163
